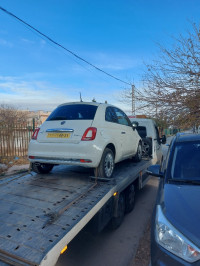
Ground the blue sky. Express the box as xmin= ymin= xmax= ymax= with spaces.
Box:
xmin=0 ymin=0 xmax=199 ymax=112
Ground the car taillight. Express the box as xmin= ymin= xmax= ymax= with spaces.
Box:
xmin=81 ymin=127 xmax=97 ymax=141
xmin=32 ymin=128 xmax=40 ymax=140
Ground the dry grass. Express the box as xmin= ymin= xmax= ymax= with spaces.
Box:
xmin=0 ymin=156 xmax=29 ymax=175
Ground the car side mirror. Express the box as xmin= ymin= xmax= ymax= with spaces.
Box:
xmin=146 ymin=164 xmax=164 ymax=178
xmin=160 ymin=135 xmax=166 ymax=144
xmin=132 ymin=122 xmax=138 ymax=131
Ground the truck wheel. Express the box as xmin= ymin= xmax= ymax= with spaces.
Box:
xmin=110 ymin=193 xmax=125 ymax=229
xmin=32 ymin=163 xmax=54 ymax=174
xmin=125 ymin=183 xmax=135 ymax=213
xmin=142 ymin=138 xmax=152 ymax=157
xmin=134 ymin=142 xmax=142 ymax=162
xmin=96 ymin=148 xmax=115 ymax=178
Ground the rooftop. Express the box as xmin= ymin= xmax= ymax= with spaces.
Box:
xmin=176 ymin=133 xmax=200 ymax=142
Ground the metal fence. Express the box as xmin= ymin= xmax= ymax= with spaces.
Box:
xmin=0 ymin=123 xmax=34 ymax=161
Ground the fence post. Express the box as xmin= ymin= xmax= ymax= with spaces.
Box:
xmin=33 ymin=118 xmax=35 ymax=132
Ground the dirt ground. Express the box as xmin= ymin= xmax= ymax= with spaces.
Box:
xmin=132 ymin=220 xmax=151 ymax=266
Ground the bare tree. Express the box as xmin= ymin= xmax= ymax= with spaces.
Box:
xmin=142 ymin=23 xmax=200 ymax=128
xmin=121 ymin=23 xmax=200 ymax=129
xmin=0 ymin=104 xmax=28 ymax=125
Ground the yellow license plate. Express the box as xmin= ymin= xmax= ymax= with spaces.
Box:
xmin=47 ymin=133 xmax=71 ymax=138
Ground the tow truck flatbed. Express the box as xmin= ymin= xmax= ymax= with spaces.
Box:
xmin=0 ymin=158 xmax=155 ymax=266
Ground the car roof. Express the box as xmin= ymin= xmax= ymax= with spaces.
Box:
xmin=175 ymin=133 xmax=200 ymax=143
xmin=129 ymin=117 xmax=155 ymax=123
xmin=57 ymin=101 xmax=122 ymax=109
xmin=58 ymin=102 xmax=101 ymax=107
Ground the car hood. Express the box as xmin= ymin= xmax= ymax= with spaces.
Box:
xmin=163 ymin=184 xmax=200 ymax=248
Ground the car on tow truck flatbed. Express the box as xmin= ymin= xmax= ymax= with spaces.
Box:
xmin=28 ymin=102 xmax=142 ymax=178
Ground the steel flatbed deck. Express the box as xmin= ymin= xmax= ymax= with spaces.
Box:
xmin=0 ymin=158 xmax=154 ymax=266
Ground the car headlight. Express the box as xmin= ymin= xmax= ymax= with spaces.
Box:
xmin=155 ymin=205 xmax=200 ymax=263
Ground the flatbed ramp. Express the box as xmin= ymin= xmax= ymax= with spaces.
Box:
xmin=0 ymin=159 xmax=152 ymax=266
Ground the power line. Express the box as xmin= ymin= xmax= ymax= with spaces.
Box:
xmin=0 ymin=6 xmax=131 ymax=86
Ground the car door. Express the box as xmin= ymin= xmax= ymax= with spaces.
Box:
xmin=113 ymin=107 xmax=138 ymax=157
xmin=104 ymin=106 xmax=123 ymax=160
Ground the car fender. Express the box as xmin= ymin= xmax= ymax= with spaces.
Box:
xmin=97 ymin=130 xmax=122 ymax=163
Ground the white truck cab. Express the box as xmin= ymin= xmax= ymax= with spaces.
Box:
xmin=129 ymin=118 xmax=166 ymax=164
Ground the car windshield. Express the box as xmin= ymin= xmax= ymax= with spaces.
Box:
xmin=47 ymin=104 xmax=98 ymax=121
xmin=171 ymin=141 xmax=200 ymax=181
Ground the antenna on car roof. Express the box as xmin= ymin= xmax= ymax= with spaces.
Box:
xmin=80 ymin=92 xmax=83 ymax=102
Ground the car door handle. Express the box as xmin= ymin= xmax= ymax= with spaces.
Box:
xmin=121 ymin=132 xmax=126 ymax=134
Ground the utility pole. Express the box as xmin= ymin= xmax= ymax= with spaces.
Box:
xmin=132 ymin=84 xmax=135 ymax=116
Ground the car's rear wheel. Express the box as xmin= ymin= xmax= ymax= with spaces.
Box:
xmin=125 ymin=183 xmax=135 ymax=213
xmin=96 ymin=148 xmax=115 ymax=178
xmin=109 ymin=193 xmax=125 ymax=229
xmin=32 ymin=163 xmax=54 ymax=174
xmin=134 ymin=142 xmax=142 ymax=162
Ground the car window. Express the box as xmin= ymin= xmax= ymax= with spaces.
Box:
xmin=136 ymin=126 xmax=147 ymax=138
xmin=105 ymin=107 xmax=118 ymax=123
xmin=47 ymin=104 xmax=98 ymax=121
xmin=114 ymin=107 xmax=131 ymax=126
xmin=171 ymin=141 xmax=200 ymax=179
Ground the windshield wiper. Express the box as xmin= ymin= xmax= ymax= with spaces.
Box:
xmin=168 ymin=178 xmax=200 ymax=185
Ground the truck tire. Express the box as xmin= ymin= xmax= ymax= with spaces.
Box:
xmin=142 ymin=138 xmax=152 ymax=157
xmin=125 ymin=183 xmax=135 ymax=213
xmin=32 ymin=163 xmax=54 ymax=174
xmin=110 ymin=193 xmax=125 ymax=229
xmin=96 ymin=148 xmax=115 ymax=178
xmin=134 ymin=142 xmax=142 ymax=162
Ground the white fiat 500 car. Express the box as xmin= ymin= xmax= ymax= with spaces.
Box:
xmin=28 ymin=102 xmax=142 ymax=178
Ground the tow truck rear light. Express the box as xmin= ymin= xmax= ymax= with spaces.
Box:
xmin=60 ymin=245 xmax=68 ymax=254
xmin=81 ymin=127 xmax=97 ymax=141
xmin=32 ymin=128 xmax=40 ymax=140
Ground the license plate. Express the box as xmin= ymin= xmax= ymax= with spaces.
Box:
xmin=47 ymin=133 xmax=71 ymax=138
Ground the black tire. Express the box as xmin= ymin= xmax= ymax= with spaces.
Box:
xmin=134 ymin=142 xmax=142 ymax=162
xmin=96 ymin=148 xmax=115 ymax=178
xmin=125 ymin=183 xmax=135 ymax=213
xmin=142 ymin=137 xmax=152 ymax=157
xmin=110 ymin=193 xmax=125 ymax=230
xmin=32 ymin=163 xmax=54 ymax=174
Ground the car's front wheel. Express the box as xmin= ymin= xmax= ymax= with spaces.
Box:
xmin=96 ymin=148 xmax=115 ymax=178
xmin=32 ymin=163 xmax=54 ymax=174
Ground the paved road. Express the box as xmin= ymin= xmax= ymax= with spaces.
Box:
xmin=56 ymin=176 xmax=159 ymax=266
